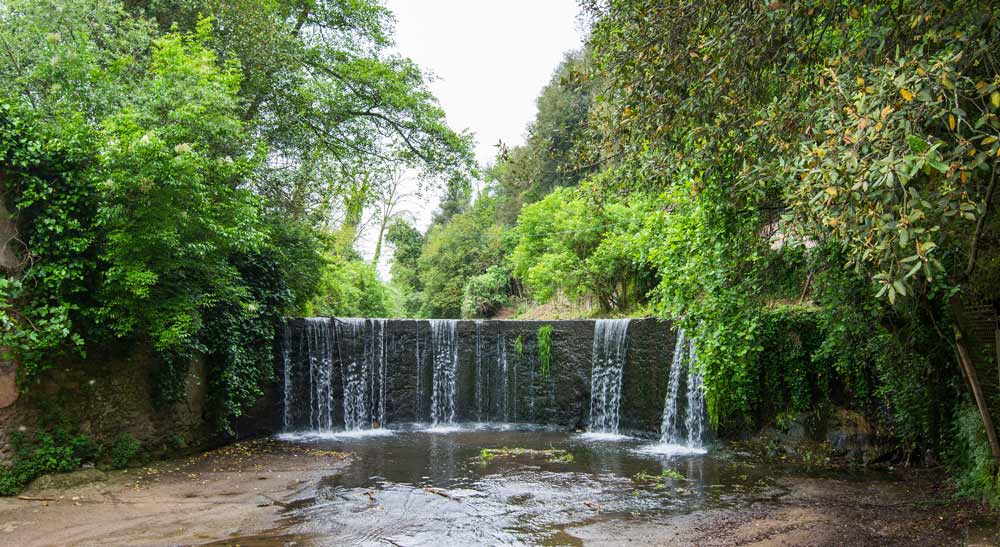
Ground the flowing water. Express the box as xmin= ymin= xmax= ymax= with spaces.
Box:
xmin=339 ymin=318 xmax=369 ymax=431
xmin=305 ymin=317 xmax=335 ymax=431
xmin=228 ymin=320 xmax=973 ymax=547
xmin=475 ymin=320 xmax=484 ymax=421
xmin=430 ymin=319 xmax=459 ymax=426
xmin=651 ymin=329 xmax=707 ymax=455
xmin=659 ymin=329 xmax=687 ymax=444
xmin=415 ymin=328 xmax=425 ymax=421
xmin=284 ymin=318 xmax=390 ymax=432
xmin=683 ymin=341 xmax=705 ymax=447
xmin=588 ymin=318 xmax=630 ymax=436
xmin=266 ymin=425 xmax=788 ymax=546
xmin=497 ymin=332 xmax=510 ymax=422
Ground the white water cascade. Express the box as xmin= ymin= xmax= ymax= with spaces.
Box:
xmin=283 ymin=318 xmax=390 ymax=433
xmin=474 ymin=321 xmax=484 ymax=421
xmin=588 ymin=319 xmax=631 ymax=435
xmin=305 ymin=317 xmax=335 ymax=431
xmin=497 ymin=333 xmax=510 ymax=422
xmin=281 ymin=322 xmax=292 ymax=430
xmin=430 ymin=319 xmax=459 ymax=426
xmin=655 ymin=329 xmax=706 ymax=451
xmin=337 ymin=318 xmax=389 ymax=431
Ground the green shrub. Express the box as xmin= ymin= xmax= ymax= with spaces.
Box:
xmin=0 ymin=429 xmax=99 ymax=496
xmin=756 ymin=305 xmax=829 ymax=417
xmin=461 ymin=266 xmax=510 ymax=318
xmin=109 ymin=433 xmax=142 ymax=470
xmin=948 ymin=403 xmax=1000 ymax=509
xmin=537 ymin=325 xmax=553 ymax=378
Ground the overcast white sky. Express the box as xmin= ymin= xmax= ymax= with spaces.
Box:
xmin=358 ymin=1 xmax=585 ymax=275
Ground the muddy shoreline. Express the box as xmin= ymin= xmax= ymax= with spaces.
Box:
xmin=0 ymin=435 xmax=995 ymax=547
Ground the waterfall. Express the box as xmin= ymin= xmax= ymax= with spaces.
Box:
xmin=659 ymin=330 xmax=687 ymax=444
xmin=475 ymin=321 xmax=484 ymax=421
xmin=342 ymin=318 xmax=387 ymax=430
xmin=281 ymin=322 xmax=292 ymax=430
xmin=657 ymin=329 xmax=706 ymax=448
xmin=588 ymin=319 xmax=630 ymax=435
xmin=497 ymin=333 xmax=509 ymax=422
xmin=281 ymin=318 xmax=391 ymax=432
xmin=305 ymin=318 xmax=335 ymax=431
xmin=683 ymin=341 xmax=705 ymax=446
xmin=374 ymin=319 xmax=387 ymax=427
xmin=430 ymin=319 xmax=459 ymax=426
xmin=415 ymin=328 xmax=425 ymax=421
xmin=339 ymin=318 xmax=369 ymax=431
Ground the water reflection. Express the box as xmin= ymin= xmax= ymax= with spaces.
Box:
xmin=272 ymin=424 xmax=773 ymax=546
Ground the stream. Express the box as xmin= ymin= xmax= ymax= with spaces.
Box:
xmin=257 ymin=424 xmax=799 ymax=546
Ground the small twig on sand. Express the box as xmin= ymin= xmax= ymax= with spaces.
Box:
xmin=423 ymin=487 xmax=458 ymax=500
xmin=258 ymin=495 xmax=292 ymax=508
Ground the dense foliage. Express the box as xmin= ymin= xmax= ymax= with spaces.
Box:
xmin=3 ymin=0 xmax=999 ymax=507
xmin=1 ymin=0 xmax=471 ymax=439
xmin=576 ymin=0 xmax=997 ymax=502
xmin=387 ymin=0 xmax=1000 ymax=505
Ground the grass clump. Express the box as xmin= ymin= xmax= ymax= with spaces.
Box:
xmin=537 ymin=325 xmax=553 ymax=378
xmin=477 ymin=446 xmax=574 ymax=464
xmin=632 ymin=468 xmax=686 ymax=490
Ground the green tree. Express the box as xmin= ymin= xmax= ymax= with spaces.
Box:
xmin=95 ymin=24 xmax=262 ymax=353
xmin=418 ymin=195 xmax=506 ymax=317
xmin=511 ymin=184 xmax=653 ymax=313
xmin=130 ymin=0 xmax=475 ymax=226
xmin=581 ymin=0 xmax=1000 ymax=491
xmin=306 ymin=255 xmax=396 ymax=318
xmin=0 ymin=0 xmax=467 ymax=435
xmin=491 ymin=49 xmax=598 ymax=225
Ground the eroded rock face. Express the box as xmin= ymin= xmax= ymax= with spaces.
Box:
xmin=0 ymin=198 xmax=21 ymax=273
xmin=0 ymin=355 xmax=17 ymax=409
xmin=827 ymin=409 xmax=888 ymax=463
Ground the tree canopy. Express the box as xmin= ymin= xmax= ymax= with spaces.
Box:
xmin=0 ymin=0 xmax=472 ymax=432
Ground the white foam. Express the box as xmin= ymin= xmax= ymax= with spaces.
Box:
xmin=576 ymin=432 xmax=633 ymax=442
xmin=276 ymin=429 xmax=396 ymax=441
xmin=419 ymin=425 xmax=465 ymax=434
xmin=634 ymin=442 xmax=707 ymax=456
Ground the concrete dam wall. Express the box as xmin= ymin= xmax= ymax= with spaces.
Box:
xmin=279 ymin=318 xmax=687 ymax=437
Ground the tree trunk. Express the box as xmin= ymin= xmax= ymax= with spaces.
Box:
xmin=372 ymin=220 xmax=386 ymax=267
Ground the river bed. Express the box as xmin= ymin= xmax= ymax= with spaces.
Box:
xmin=0 ymin=424 xmax=995 ymax=546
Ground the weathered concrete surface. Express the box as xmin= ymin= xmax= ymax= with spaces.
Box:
xmin=0 ymin=347 xmax=214 ymax=463
xmin=0 ymin=356 xmax=17 ymax=409
xmin=281 ymin=318 xmax=677 ymax=436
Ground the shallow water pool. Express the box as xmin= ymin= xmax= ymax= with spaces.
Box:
xmin=264 ymin=423 xmax=783 ymax=546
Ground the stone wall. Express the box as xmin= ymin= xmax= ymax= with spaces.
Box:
xmin=0 ymin=346 xmax=215 ymax=463
xmin=1 ymin=317 xmax=685 ymax=464
xmin=281 ymin=318 xmax=677 ymax=437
